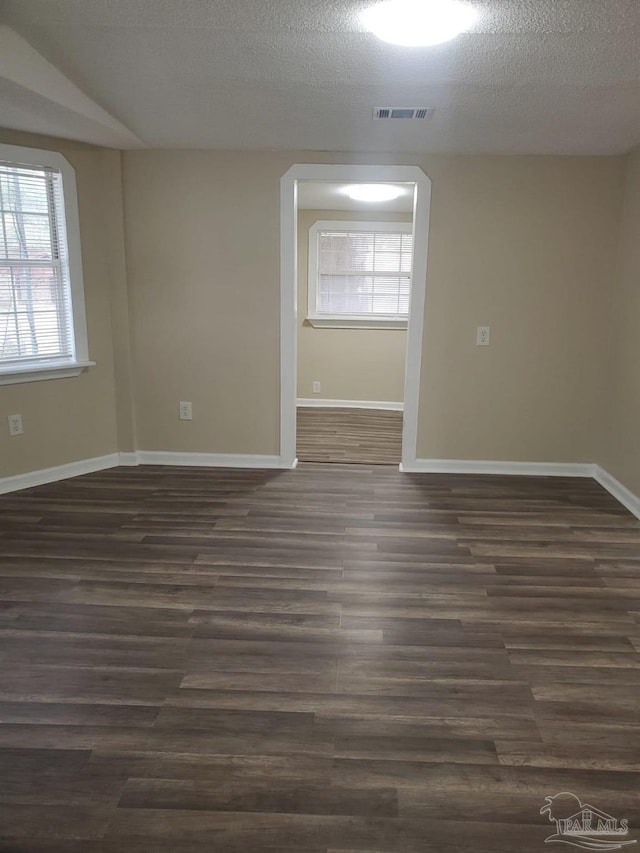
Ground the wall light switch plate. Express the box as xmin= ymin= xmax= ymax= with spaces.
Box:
xmin=476 ymin=326 xmax=490 ymax=346
xmin=179 ymin=401 xmax=193 ymax=421
xmin=312 ymin=381 xmax=321 ymax=394
xmin=8 ymin=413 xmax=24 ymax=436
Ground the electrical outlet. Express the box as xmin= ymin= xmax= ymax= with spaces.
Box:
xmin=476 ymin=326 xmax=490 ymax=346
xmin=179 ymin=401 xmax=193 ymax=421
xmin=312 ymin=381 xmax=321 ymax=394
xmin=8 ymin=414 xmax=24 ymax=436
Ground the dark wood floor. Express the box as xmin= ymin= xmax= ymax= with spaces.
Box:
xmin=0 ymin=463 xmax=639 ymax=851
xmin=296 ymin=407 xmax=403 ymax=464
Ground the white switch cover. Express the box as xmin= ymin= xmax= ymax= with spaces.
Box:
xmin=179 ymin=401 xmax=193 ymax=421
xmin=8 ymin=414 xmax=24 ymax=436
xmin=476 ymin=326 xmax=491 ymax=346
xmin=312 ymin=381 xmax=321 ymax=394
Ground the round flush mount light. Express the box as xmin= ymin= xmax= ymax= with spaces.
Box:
xmin=361 ymin=0 xmax=477 ymax=47
xmin=344 ymin=184 xmax=406 ymax=202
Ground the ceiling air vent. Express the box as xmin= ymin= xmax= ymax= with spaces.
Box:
xmin=374 ymin=107 xmax=435 ymax=120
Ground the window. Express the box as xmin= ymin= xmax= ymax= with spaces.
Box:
xmin=307 ymin=220 xmax=413 ymax=328
xmin=0 ymin=144 xmax=92 ymax=385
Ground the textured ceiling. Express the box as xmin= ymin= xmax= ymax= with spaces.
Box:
xmin=1 ymin=0 xmax=640 ymax=153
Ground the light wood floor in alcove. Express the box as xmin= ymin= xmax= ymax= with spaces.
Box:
xmin=296 ymin=407 xmax=403 ymax=464
xmin=0 ymin=463 xmax=639 ymax=851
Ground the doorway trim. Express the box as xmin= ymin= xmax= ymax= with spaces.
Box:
xmin=279 ymin=164 xmax=432 ymax=469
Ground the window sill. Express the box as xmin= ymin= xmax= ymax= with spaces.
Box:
xmin=306 ymin=316 xmax=408 ymax=330
xmin=0 ymin=361 xmax=96 ymax=386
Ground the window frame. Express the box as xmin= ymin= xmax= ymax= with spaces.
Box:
xmin=0 ymin=143 xmax=94 ymax=386
xmin=307 ymin=219 xmax=413 ymax=329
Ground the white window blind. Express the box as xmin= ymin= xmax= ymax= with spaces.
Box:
xmin=0 ymin=162 xmax=75 ymax=367
xmin=317 ymin=228 xmax=413 ymax=317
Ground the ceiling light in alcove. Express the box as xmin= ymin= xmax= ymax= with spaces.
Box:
xmin=361 ymin=0 xmax=478 ymax=47
xmin=344 ymin=184 xmax=406 ymax=202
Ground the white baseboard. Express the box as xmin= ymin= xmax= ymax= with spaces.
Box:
xmin=0 ymin=452 xmax=121 ymax=495
xmin=117 ymin=452 xmax=140 ymax=467
xmin=593 ymin=465 xmax=640 ymax=521
xmin=110 ymin=451 xmax=288 ymax=470
xmin=297 ymin=398 xmax=404 ymax=411
xmin=0 ymin=451 xmax=289 ymax=494
xmin=135 ymin=451 xmax=287 ymax=469
xmin=401 ymin=459 xmax=594 ymax=477
xmin=2 ymin=453 xmax=638 ymax=522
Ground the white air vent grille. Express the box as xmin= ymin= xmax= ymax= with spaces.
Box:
xmin=374 ymin=107 xmax=435 ymax=120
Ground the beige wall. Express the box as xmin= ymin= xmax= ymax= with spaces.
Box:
xmin=0 ymin=139 xmax=629 ymax=478
xmin=297 ymin=208 xmax=409 ymax=403
xmin=122 ymin=151 xmax=283 ymax=454
xmin=122 ymin=150 xmax=624 ymax=463
xmin=416 ymin=155 xmax=624 ymax=462
xmin=0 ymin=130 xmax=122 ymax=477
xmin=600 ymin=147 xmax=640 ymax=496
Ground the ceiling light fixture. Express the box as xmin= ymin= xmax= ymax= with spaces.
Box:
xmin=361 ymin=0 xmax=477 ymax=47
xmin=344 ymin=184 xmax=406 ymax=202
